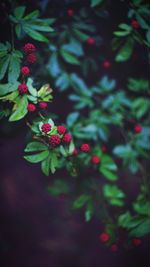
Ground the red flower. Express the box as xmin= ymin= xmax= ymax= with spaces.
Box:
xmin=21 ymin=66 xmax=30 ymax=76
xmin=23 ymin=43 xmax=36 ymax=54
xmin=99 ymin=232 xmax=110 ymax=243
xmin=110 ymin=244 xmax=118 ymax=252
xmin=18 ymin=83 xmax=28 ymax=94
xmin=131 ymin=19 xmax=139 ymax=29
xmin=72 ymin=148 xmax=78 ymax=156
xmin=102 ymin=60 xmax=111 ymax=69
xmin=134 ymin=124 xmax=142 ymax=134
xmin=67 ymin=9 xmax=74 ymax=17
xmin=57 ymin=125 xmax=66 ymax=135
xmin=39 ymin=102 xmax=48 ymax=109
xmin=80 ymin=144 xmax=90 ymax=153
xmin=87 ymin=37 xmax=96 ymax=45
xmin=27 ymin=103 xmax=36 ymax=112
xmin=41 ymin=123 xmax=51 ymax=133
xmin=26 ymin=53 xmax=37 ymax=64
xmin=132 ymin=238 xmax=142 ymax=246
xmin=102 ymin=145 xmax=107 ymax=153
xmin=62 ymin=133 xmax=72 ymax=144
xmin=49 ymin=135 xmax=61 ymax=147
xmin=91 ymin=155 xmax=100 ymax=164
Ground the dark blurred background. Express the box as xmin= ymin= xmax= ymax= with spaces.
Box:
xmin=0 ymin=0 xmax=150 ymax=266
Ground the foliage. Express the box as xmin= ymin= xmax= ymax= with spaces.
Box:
xmin=0 ymin=0 xmax=150 ymax=250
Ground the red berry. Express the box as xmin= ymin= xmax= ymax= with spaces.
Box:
xmin=67 ymin=9 xmax=74 ymax=16
xmin=111 ymin=244 xmax=118 ymax=252
xmin=103 ymin=60 xmax=111 ymax=69
xmin=41 ymin=123 xmax=51 ymax=133
xmin=26 ymin=53 xmax=37 ymax=64
xmin=18 ymin=83 xmax=28 ymax=94
xmin=131 ymin=19 xmax=139 ymax=29
xmin=72 ymin=148 xmax=78 ymax=156
xmin=87 ymin=37 xmax=96 ymax=45
xmin=57 ymin=125 xmax=66 ymax=135
xmin=62 ymin=133 xmax=72 ymax=144
xmin=132 ymin=238 xmax=142 ymax=246
xmin=49 ymin=135 xmax=61 ymax=147
xmin=27 ymin=103 xmax=36 ymax=112
xmin=80 ymin=144 xmax=90 ymax=153
xmin=21 ymin=66 xmax=30 ymax=76
xmin=23 ymin=43 xmax=36 ymax=54
xmin=91 ymin=155 xmax=100 ymax=165
xmin=39 ymin=102 xmax=48 ymax=109
xmin=134 ymin=124 xmax=142 ymax=134
xmin=102 ymin=145 xmax=107 ymax=153
xmin=99 ymin=232 xmax=110 ymax=243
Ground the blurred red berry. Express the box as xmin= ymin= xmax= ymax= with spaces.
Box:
xmin=72 ymin=148 xmax=78 ymax=156
xmin=62 ymin=133 xmax=72 ymax=144
xmin=91 ymin=155 xmax=100 ymax=165
xmin=99 ymin=232 xmax=110 ymax=243
xmin=102 ymin=145 xmax=107 ymax=153
xmin=131 ymin=19 xmax=139 ymax=29
xmin=87 ymin=37 xmax=96 ymax=45
xmin=18 ymin=83 xmax=28 ymax=94
xmin=57 ymin=125 xmax=66 ymax=135
xmin=132 ymin=238 xmax=142 ymax=246
xmin=41 ymin=123 xmax=51 ymax=133
xmin=80 ymin=143 xmax=90 ymax=153
xmin=111 ymin=244 xmax=118 ymax=252
xmin=67 ymin=9 xmax=74 ymax=16
xmin=103 ymin=60 xmax=111 ymax=69
xmin=27 ymin=103 xmax=36 ymax=112
xmin=134 ymin=124 xmax=142 ymax=134
xmin=26 ymin=53 xmax=36 ymax=64
xmin=23 ymin=43 xmax=36 ymax=54
xmin=49 ymin=135 xmax=61 ymax=147
xmin=21 ymin=66 xmax=30 ymax=76
xmin=39 ymin=102 xmax=48 ymax=109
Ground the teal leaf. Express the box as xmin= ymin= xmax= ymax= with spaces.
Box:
xmin=24 ymin=150 xmax=49 ymax=163
xmin=24 ymin=141 xmax=48 ymax=152
xmin=9 ymin=95 xmax=28 ymax=121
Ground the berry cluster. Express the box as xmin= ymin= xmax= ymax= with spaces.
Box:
xmin=17 ymin=43 xmax=49 ymax=114
xmin=99 ymin=231 xmax=142 ymax=252
xmin=40 ymin=122 xmax=72 ymax=147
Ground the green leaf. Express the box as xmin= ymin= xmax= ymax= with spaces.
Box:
xmin=14 ymin=6 xmax=26 ymax=19
xmin=50 ymin=151 xmax=58 ymax=173
xmin=62 ymin=38 xmax=84 ymax=56
xmin=24 ymin=150 xmax=49 ymax=163
xmin=8 ymin=52 xmax=21 ymax=82
xmin=41 ymin=155 xmax=51 ymax=176
xmin=55 ymin=73 xmax=70 ymax=91
xmin=113 ymin=31 xmax=130 ymax=37
xmin=9 ymin=95 xmax=28 ymax=121
xmin=30 ymin=24 xmax=54 ymax=32
xmin=48 ymin=179 xmax=69 ymax=196
xmin=73 ymin=194 xmax=90 ymax=209
xmin=118 ymin=212 xmax=132 ymax=227
xmin=103 ymin=184 xmax=125 ymax=198
xmin=26 ymin=78 xmax=38 ymax=97
xmin=70 ymin=73 xmax=92 ymax=97
xmin=67 ymin=112 xmax=79 ymax=127
xmin=47 ymin=53 xmax=61 ymax=77
xmin=91 ymin=0 xmax=103 ymax=8
xmin=130 ymin=219 xmax=150 ymax=237
xmin=23 ymin=25 xmax=49 ymax=42
xmin=24 ymin=141 xmax=48 ymax=152
xmin=0 ymin=56 xmax=10 ymax=80
xmin=115 ymin=38 xmax=134 ymax=62
xmin=24 ymin=10 xmax=40 ymax=20
xmin=100 ymin=168 xmax=118 ymax=181
xmin=85 ymin=199 xmax=94 ymax=222
xmin=60 ymin=49 xmax=80 ymax=65
xmin=73 ymin=29 xmax=89 ymax=41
